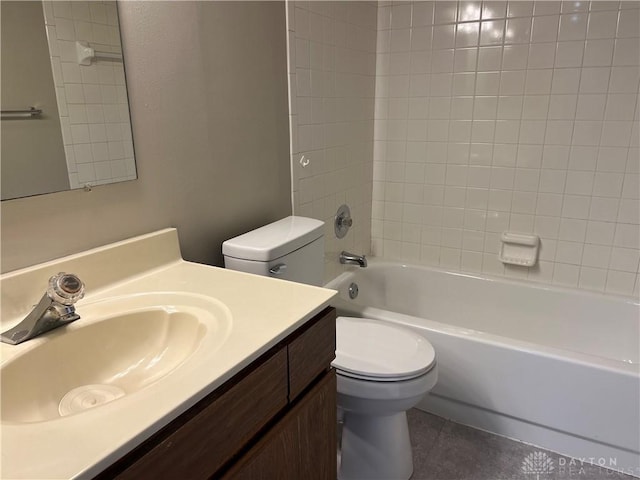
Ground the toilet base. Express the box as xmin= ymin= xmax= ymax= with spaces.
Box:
xmin=339 ymin=411 xmax=413 ymax=480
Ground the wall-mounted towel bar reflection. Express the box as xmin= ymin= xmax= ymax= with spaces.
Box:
xmin=76 ymin=41 xmax=123 ymax=66
xmin=1 ymin=107 xmax=42 ymax=119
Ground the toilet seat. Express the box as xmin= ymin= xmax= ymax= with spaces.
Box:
xmin=335 ymin=366 xmax=435 ymax=382
xmin=332 ymin=317 xmax=436 ymax=382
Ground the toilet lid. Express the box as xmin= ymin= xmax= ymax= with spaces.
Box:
xmin=332 ymin=317 xmax=436 ymax=381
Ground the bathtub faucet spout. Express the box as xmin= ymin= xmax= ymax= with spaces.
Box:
xmin=340 ymin=251 xmax=367 ymax=268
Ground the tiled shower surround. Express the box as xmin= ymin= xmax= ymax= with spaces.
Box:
xmin=287 ymin=1 xmax=639 ymax=296
xmin=286 ymin=1 xmax=377 ymax=281
xmin=371 ymin=1 xmax=639 ymax=295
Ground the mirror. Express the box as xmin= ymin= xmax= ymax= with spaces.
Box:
xmin=1 ymin=1 xmax=136 ymax=200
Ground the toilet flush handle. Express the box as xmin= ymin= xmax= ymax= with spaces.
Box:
xmin=269 ymin=263 xmax=287 ymax=275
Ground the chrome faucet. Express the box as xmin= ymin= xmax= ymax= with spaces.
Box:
xmin=1 ymin=273 xmax=85 ymax=345
xmin=339 ymin=251 xmax=367 ymax=268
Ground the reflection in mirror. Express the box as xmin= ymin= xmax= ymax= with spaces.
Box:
xmin=1 ymin=1 xmax=137 ymax=201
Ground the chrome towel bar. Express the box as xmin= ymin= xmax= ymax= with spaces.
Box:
xmin=1 ymin=107 xmax=42 ymax=119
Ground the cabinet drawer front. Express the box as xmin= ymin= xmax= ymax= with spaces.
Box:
xmin=288 ymin=308 xmax=336 ymax=401
xmin=114 ymin=349 xmax=288 ymax=480
xmin=223 ymin=370 xmax=337 ymax=480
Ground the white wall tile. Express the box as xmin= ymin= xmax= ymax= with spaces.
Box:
xmin=582 ymin=243 xmax=611 ymax=268
xmin=456 ymin=22 xmax=481 ymax=47
xmin=480 ymin=20 xmax=504 ymax=46
xmin=604 ymin=94 xmax=638 ymax=121
xmin=347 ymin=1 xmax=640 ymax=296
xmin=575 ymin=94 xmax=605 ymax=120
xmin=613 ymin=38 xmax=640 ymax=66
xmin=562 ymin=2 xmax=588 ymax=14
xmin=565 ymin=171 xmax=594 ymax=195
xmin=502 ymin=44 xmax=529 ymax=69
xmin=558 ymin=13 xmax=588 ymax=41
xmin=532 ymin=15 xmax=559 ymax=43
xmin=433 ymin=24 xmax=456 ymax=49
xmin=505 ymin=17 xmax=532 ymax=44
xmin=549 ymin=94 xmax=578 ymax=119
xmin=589 ymin=2 xmax=620 ymax=12
xmin=508 ymin=1 xmax=534 ymax=18
xmin=412 ymin=27 xmax=433 ymax=51
xmin=606 ymin=269 xmax=636 ymax=295
xmin=586 ymin=220 xmax=616 ymax=244
xmin=500 ymin=70 xmax=526 ymax=95
xmin=587 ymin=10 xmax=618 ymax=39
xmin=482 ymin=2 xmax=507 ymax=19
xmin=609 ymin=66 xmax=640 ymax=93
xmin=556 ymin=240 xmax=584 ymax=264
xmin=562 ymin=194 xmax=591 ymax=219
xmin=434 ymin=1 xmax=458 ymax=24
xmin=593 ymin=172 xmax=624 ymax=197
xmin=553 ymin=262 xmax=580 ymax=286
xmin=555 ymin=41 xmax=585 ymax=67
xmin=590 ymin=196 xmax=620 ymax=221
xmin=478 ymin=46 xmax=504 ymax=70
xmin=533 ymin=2 xmax=561 ymax=17
xmin=583 ymin=39 xmax=614 ymax=66
xmin=573 ymin=121 xmax=602 ymax=146
xmin=412 ymin=2 xmax=435 ymax=27
xmin=601 ymin=120 xmax=633 ymax=147
xmin=528 ymin=42 xmax=556 ymax=68
xmin=578 ymin=266 xmax=608 ymax=291
xmin=617 ymin=8 xmax=640 ymax=38
xmin=610 ymin=246 xmax=640 ymax=272
xmin=522 ymin=95 xmax=549 ymax=119
xmin=614 ymin=223 xmax=640 ymax=248
xmin=551 ymin=70 xmax=580 ymax=96
xmin=458 ymin=2 xmax=481 ymax=22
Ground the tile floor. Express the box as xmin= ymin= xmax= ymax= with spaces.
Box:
xmin=407 ymin=409 xmax=637 ymax=480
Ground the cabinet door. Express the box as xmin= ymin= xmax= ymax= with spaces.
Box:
xmin=288 ymin=307 xmax=336 ymax=401
xmin=223 ymin=370 xmax=337 ymax=480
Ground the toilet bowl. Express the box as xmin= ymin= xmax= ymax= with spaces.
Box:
xmin=222 ymin=217 xmax=438 ymax=480
xmin=333 ymin=316 xmax=437 ymax=480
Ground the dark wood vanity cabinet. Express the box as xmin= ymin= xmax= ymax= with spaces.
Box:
xmin=95 ymin=307 xmax=337 ymax=480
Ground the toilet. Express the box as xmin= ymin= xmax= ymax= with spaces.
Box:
xmin=222 ymin=216 xmax=438 ymax=480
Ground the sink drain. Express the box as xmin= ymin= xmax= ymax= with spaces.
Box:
xmin=59 ymin=384 xmax=125 ymax=417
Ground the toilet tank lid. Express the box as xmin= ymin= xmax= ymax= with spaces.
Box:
xmin=222 ymin=216 xmax=324 ymax=261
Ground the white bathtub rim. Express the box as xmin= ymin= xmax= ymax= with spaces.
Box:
xmin=327 ymin=259 xmax=640 ymax=306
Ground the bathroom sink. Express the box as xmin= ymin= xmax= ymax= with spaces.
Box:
xmin=1 ymin=292 xmax=231 ymax=424
xmin=0 ymin=228 xmax=336 ymax=479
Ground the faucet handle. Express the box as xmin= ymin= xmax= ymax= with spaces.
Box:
xmin=47 ymin=273 xmax=85 ymax=305
xmin=335 ymin=204 xmax=353 ymax=239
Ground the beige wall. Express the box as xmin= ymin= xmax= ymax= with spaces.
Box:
xmin=1 ymin=1 xmax=291 ymax=273
xmin=1 ymin=1 xmax=69 ymax=200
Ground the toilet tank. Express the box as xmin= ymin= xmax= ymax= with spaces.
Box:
xmin=222 ymin=216 xmax=324 ymax=286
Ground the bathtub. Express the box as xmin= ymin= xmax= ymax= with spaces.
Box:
xmin=326 ymin=260 xmax=640 ymax=476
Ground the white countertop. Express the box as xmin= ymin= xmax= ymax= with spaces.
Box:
xmin=0 ymin=229 xmax=337 ymax=479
